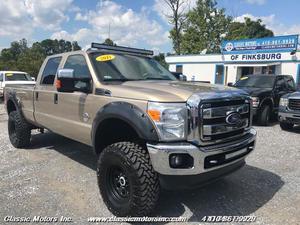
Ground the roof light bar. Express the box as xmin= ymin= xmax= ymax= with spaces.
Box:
xmin=91 ymin=43 xmax=153 ymax=56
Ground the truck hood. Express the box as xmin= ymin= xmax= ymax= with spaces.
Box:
xmin=236 ymin=87 xmax=272 ymax=97
xmin=283 ymin=91 xmax=300 ymax=99
xmin=108 ymin=80 xmax=248 ymax=102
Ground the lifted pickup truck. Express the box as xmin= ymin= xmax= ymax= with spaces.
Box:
xmin=278 ymin=91 xmax=300 ymax=130
xmin=4 ymin=43 xmax=256 ymax=216
xmin=232 ymin=74 xmax=296 ymax=125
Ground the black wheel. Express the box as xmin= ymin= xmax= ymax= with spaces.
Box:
xmin=97 ymin=142 xmax=160 ymax=216
xmin=8 ymin=111 xmax=31 ymax=148
xmin=280 ymin=122 xmax=294 ymax=130
xmin=258 ymin=105 xmax=271 ymax=126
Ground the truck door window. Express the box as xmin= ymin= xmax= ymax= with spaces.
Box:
xmin=41 ymin=57 xmax=62 ymax=85
xmin=275 ymin=77 xmax=286 ymax=91
xmin=63 ymin=55 xmax=92 ymax=90
xmin=285 ymin=77 xmax=296 ymax=91
xmin=63 ymin=55 xmax=91 ymax=79
xmin=0 ymin=73 xmax=3 ymax=82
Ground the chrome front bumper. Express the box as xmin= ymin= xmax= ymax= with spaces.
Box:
xmin=147 ymin=128 xmax=256 ymax=175
xmin=278 ymin=111 xmax=300 ymax=124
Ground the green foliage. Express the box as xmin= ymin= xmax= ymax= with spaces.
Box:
xmin=181 ymin=0 xmax=232 ymax=54
xmin=103 ymin=38 xmax=116 ymax=46
xmin=226 ymin=17 xmax=274 ymax=40
xmin=153 ymin=53 xmax=168 ymax=69
xmin=0 ymin=39 xmax=82 ymax=77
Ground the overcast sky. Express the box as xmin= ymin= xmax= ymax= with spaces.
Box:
xmin=0 ymin=0 xmax=299 ymax=53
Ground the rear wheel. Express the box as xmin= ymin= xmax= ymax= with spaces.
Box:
xmin=280 ymin=122 xmax=294 ymax=130
xmin=97 ymin=142 xmax=160 ymax=216
xmin=8 ymin=111 xmax=31 ymax=148
xmin=258 ymin=105 xmax=271 ymax=126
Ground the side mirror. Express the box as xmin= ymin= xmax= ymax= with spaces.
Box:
xmin=56 ymin=69 xmax=91 ymax=93
xmin=227 ymin=82 xmax=234 ymax=87
xmin=31 ymin=77 xmax=36 ymax=81
xmin=56 ymin=69 xmax=76 ymax=93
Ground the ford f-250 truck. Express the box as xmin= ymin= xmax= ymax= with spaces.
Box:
xmin=4 ymin=43 xmax=256 ymax=216
xmin=279 ymin=91 xmax=300 ymax=130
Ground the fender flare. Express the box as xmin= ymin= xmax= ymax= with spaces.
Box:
xmin=91 ymin=102 xmax=159 ymax=151
xmin=6 ymin=91 xmax=23 ymax=115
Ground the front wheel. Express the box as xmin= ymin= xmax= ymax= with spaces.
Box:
xmin=258 ymin=105 xmax=271 ymax=126
xmin=8 ymin=111 xmax=31 ymax=148
xmin=280 ymin=122 xmax=294 ymax=130
xmin=97 ymin=142 xmax=160 ymax=216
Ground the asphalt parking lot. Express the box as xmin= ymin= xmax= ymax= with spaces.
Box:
xmin=0 ymin=103 xmax=300 ymax=225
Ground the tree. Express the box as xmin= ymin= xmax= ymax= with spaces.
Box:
xmin=103 ymin=38 xmax=116 ymax=46
xmin=0 ymin=38 xmax=82 ymax=78
xmin=226 ymin=17 xmax=274 ymax=40
xmin=153 ymin=53 xmax=168 ymax=68
xmin=164 ymin=0 xmax=189 ymax=54
xmin=181 ymin=0 xmax=232 ymax=54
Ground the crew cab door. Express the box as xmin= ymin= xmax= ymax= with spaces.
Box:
xmin=52 ymin=54 xmax=94 ymax=145
xmin=34 ymin=56 xmax=63 ymax=131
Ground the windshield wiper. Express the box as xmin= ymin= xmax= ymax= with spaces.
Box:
xmin=144 ymin=77 xmax=171 ymax=80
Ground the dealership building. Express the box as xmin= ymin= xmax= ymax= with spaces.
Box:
xmin=166 ymin=35 xmax=300 ymax=87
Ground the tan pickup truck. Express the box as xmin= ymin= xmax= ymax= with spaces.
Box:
xmin=4 ymin=43 xmax=256 ymax=216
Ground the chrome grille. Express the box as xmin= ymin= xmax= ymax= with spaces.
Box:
xmin=288 ymin=99 xmax=300 ymax=111
xmin=200 ymin=100 xmax=251 ymax=144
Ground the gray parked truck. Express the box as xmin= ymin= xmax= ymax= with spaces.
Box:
xmin=4 ymin=44 xmax=256 ymax=216
xmin=279 ymin=91 xmax=300 ymax=130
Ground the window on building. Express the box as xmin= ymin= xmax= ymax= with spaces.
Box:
xmin=215 ymin=65 xmax=224 ymax=84
xmin=41 ymin=57 xmax=62 ymax=85
xmin=176 ymin=65 xmax=183 ymax=74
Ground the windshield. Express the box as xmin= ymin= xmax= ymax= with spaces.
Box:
xmin=235 ymin=76 xmax=276 ymax=88
xmin=5 ymin=73 xmax=32 ymax=81
xmin=90 ymin=52 xmax=176 ymax=82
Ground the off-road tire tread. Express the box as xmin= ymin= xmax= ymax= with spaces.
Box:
xmin=97 ymin=142 xmax=160 ymax=216
xmin=8 ymin=111 xmax=31 ymax=148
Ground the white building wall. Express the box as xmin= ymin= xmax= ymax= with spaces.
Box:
xmin=226 ymin=65 xmax=238 ymax=83
xmin=281 ymin=62 xmax=299 ymax=81
xmin=182 ymin=63 xmax=216 ymax=82
xmin=166 ymin=51 xmax=300 ymax=85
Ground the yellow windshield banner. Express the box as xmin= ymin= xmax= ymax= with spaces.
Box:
xmin=240 ymin=76 xmax=248 ymax=80
xmin=96 ymin=54 xmax=115 ymax=62
xmin=6 ymin=73 xmax=13 ymax=76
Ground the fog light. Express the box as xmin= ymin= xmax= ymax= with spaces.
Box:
xmin=169 ymin=154 xmax=194 ymax=169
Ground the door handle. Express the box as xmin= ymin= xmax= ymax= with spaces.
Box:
xmin=35 ymin=92 xmax=39 ymax=101
xmin=54 ymin=93 xmax=58 ymax=104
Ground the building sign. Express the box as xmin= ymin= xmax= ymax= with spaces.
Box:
xmin=228 ymin=52 xmax=282 ymax=61
xmin=222 ymin=35 xmax=299 ymax=54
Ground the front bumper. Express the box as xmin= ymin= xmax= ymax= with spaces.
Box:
xmin=147 ymin=128 xmax=256 ymax=176
xmin=278 ymin=111 xmax=300 ymax=124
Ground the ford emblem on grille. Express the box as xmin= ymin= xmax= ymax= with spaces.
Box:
xmin=226 ymin=112 xmax=242 ymax=126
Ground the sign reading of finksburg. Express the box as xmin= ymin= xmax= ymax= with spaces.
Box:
xmin=221 ymin=35 xmax=299 ymax=54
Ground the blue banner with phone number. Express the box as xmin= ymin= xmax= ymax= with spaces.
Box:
xmin=221 ymin=35 xmax=299 ymax=54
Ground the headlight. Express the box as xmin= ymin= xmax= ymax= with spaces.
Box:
xmin=147 ymin=102 xmax=187 ymax=141
xmin=251 ymin=97 xmax=260 ymax=108
xmin=279 ymin=97 xmax=288 ymax=107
